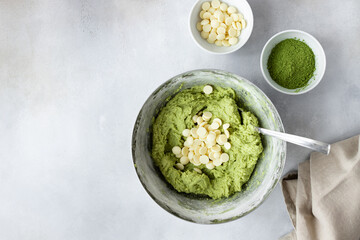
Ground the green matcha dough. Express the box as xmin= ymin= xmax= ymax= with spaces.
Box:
xmin=151 ymin=85 xmax=263 ymax=199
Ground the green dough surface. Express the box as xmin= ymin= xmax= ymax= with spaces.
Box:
xmin=151 ymin=85 xmax=263 ymax=199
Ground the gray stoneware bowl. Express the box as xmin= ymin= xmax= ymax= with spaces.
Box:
xmin=132 ymin=69 xmax=286 ymax=224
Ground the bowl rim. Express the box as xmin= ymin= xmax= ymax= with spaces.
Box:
xmin=260 ymin=29 xmax=327 ymax=95
xmin=188 ymin=0 xmax=254 ymax=55
xmin=131 ymin=69 xmax=286 ymax=224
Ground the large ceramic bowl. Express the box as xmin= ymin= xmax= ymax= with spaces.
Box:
xmin=132 ymin=69 xmax=286 ymax=224
xmin=260 ymin=30 xmax=326 ymax=95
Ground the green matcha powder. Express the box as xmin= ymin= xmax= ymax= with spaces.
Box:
xmin=267 ymin=38 xmax=316 ymax=89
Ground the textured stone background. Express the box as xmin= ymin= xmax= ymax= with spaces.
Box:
xmin=0 ymin=0 xmax=359 ymax=239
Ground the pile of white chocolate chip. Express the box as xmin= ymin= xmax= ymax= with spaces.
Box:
xmin=197 ymin=0 xmax=247 ymax=46
xmin=172 ymin=85 xmax=231 ymax=172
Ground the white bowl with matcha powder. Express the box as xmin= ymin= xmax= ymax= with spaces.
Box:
xmin=260 ymin=30 xmax=326 ymax=95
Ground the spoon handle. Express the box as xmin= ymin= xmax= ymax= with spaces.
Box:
xmin=254 ymin=127 xmax=331 ymax=155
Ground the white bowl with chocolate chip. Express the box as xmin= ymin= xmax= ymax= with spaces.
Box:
xmin=189 ymin=0 xmax=254 ymax=54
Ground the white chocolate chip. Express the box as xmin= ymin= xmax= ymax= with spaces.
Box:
xmin=201 ymin=19 xmax=209 ymax=25
xmin=216 ymin=134 xmax=227 ymax=145
xmin=180 ymin=156 xmax=190 ymax=165
xmin=213 ymin=159 xmax=222 ymax=166
xmin=197 ymin=127 xmax=207 ymax=137
xmin=221 ymin=39 xmax=230 ymax=47
xmin=182 ymin=129 xmax=190 ymax=137
xmin=213 ymin=118 xmax=222 ymax=126
xmin=208 ymin=33 xmax=217 ymax=42
xmin=199 ymin=147 xmax=207 ymax=155
xmin=217 ymin=33 xmax=225 ymax=40
xmin=200 ymin=155 xmax=210 ymax=164
xmin=186 ymin=136 xmax=194 ymax=145
xmin=224 ymin=129 xmax=230 ymax=138
xmin=202 ymin=111 xmax=212 ymax=121
xmin=193 ymin=156 xmax=201 ymax=166
xmin=210 ymin=121 xmax=220 ymax=130
xmin=240 ymin=18 xmax=246 ymax=28
xmin=216 ymin=27 xmax=226 ymax=35
xmin=203 ymin=24 xmax=212 ymax=32
xmin=206 ymin=132 xmax=216 ymax=142
xmin=213 ymin=10 xmax=221 ymax=18
xmin=172 ymin=146 xmax=181 ymax=155
xmin=211 ymin=145 xmax=221 ymax=152
xmin=201 ymin=31 xmax=209 ymax=39
xmin=224 ymin=142 xmax=231 ymax=150
xmin=231 ymin=13 xmax=239 ymax=21
xmin=206 ymin=161 xmax=215 ymax=170
xmin=220 ymin=153 xmax=229 ymax=162
xmin=194 ymin=168 xmax=202 ymax=174
xmin=203 ymin=12 xmax=212 ymax=19
xmin=232 ymin=22 xmax=238 ymax=30
xmin=211 ymin=0 xmax=220 ymax=9
xmin=196 ymin=116 xmax=204 ymax=125
xmin=203 ymin=85 xmax=213 ymax=94
xmin=220 ymin=3 xmax=228 ymax=11
xmin=182 ymin=147 xmax=189 ymax=156
xmin=236 ymin=21 xmax=242 ymax=30
xmin=175 ymin=163 xmax=184 ymax=170
xmin=211 ymin=19 xmax=220 ymax=28
xmin=191 ymin=128 xmax=198 ymax=138
xmin=225 ymin=17 xmax=233 ymax=26
xmin=215 ymin=40 xmax=222 ymax=47
xmin=199 ymin=135 xmax=207 ymax=141
xmin=227 ymin=6 xmax=237 ymax=14
xmin=208 ymin=34 xmax=216 ymax=42
xmin=223 ymin=123 xmax=230 ymax=130
xmin=202 ymin=2 xmax=210 ymax=10
xmin=188 ymin=151 xmax=194 ymax=160
xmin=206 ymin=140 xmax=216 ymax=148
xmin=228 ymin=27 xmax=237 ymax=37
xmin=199 ymin=121 xmax=207 ymax=127
xmin=229 ymin=37 xmax=238 ymax=45
xmin=193 ymin=139 xmax=202 ymax=146
xmin=197 ymin=22 xmax=202 ymax=31
xmin=217 ymin=12 xmax=225 ymax=22
xmin=194 ymin=146 xmax=201 ymax=155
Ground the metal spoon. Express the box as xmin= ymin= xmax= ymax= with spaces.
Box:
xmin=253 ymin=126 xmax=331 ymax=155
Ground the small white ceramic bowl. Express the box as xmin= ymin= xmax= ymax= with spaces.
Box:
xmin=189 ymin=0 xmax=254 ymax=54
xmin=260 ymin=30 xmax=326 ymax=95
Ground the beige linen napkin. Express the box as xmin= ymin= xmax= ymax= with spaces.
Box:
xmin=280 ymin=135 xmax=360 ymax=240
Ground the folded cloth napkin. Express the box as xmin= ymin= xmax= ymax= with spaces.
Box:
xmin=280 ymin=135 xmax=360 ymax=240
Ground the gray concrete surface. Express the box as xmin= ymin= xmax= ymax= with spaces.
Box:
xmin=0 ymin=0 xmax=359 ymax=239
